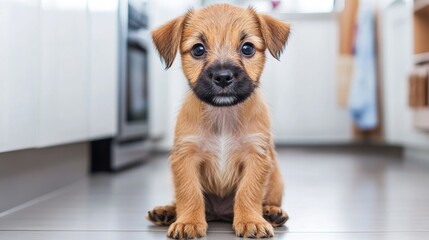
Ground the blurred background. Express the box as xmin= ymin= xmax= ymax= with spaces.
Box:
xmin=1 ymin=0 xmax=429 ymax=239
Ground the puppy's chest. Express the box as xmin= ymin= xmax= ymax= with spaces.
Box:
xmin=209 ymin=133 xmax=237 ymax=171
xmin=203 ymin=106 xmax=241 ymax=172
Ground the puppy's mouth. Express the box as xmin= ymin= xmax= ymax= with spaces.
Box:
xmin=211 ymin=95 xmax=238 ymax=106
xmin=191 ymin=63 xmax=256 ymax=107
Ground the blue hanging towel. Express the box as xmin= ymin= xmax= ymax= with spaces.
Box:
xmin=348 ymin=3 xmax=378 ymax=130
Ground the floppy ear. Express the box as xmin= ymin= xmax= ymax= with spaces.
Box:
xmin=257 ymin=14 xmax=290 ymax=60
xmin=152 ymin=16 xmax=185 ymax=69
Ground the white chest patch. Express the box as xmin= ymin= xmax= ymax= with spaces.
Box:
xmin=203 ymin=106 xmax=240 ymax=173
xmin=216 ymin=134 xmax=234 ymax=171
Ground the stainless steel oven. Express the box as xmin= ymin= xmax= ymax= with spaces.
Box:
xmin=119 ymin=29 xmax=149 ymax=140
xmin=118 ymin=0 xmax=150 ymax=141
xmin=91 ymin=0 xmax=154 ymax=172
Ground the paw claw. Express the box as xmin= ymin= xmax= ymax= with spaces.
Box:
xmin=148 ymin=211 xmax=156 ymax=222
xmin=234 ymin=220 xmax=274 ymax=238
xmin=167 ymin=221 xmax=207 ymax=239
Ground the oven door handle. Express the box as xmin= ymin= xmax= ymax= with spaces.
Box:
xmin=127 ymin=31 xmax=150 ymax=52
xmin=128 ymin=40 xmax=147 ymax=53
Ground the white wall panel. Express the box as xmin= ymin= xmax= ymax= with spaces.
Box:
xmin=37 ymin=0 xmax=89 ymax=147
xmin=1 ymin=0 xmax=121 ymax=153
xmin=262 ymin=14 xmax=352 ymax=144
xmin=88 ymin=0 xmax=119 ymax=139
xmin=0 ymin=0 xmax=9 ymax=152
xmin=0 ymin=0 xmax=40 ymax=152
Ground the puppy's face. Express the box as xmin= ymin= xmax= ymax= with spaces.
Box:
xmin=153 ymin=4 xmax=290 ymax=107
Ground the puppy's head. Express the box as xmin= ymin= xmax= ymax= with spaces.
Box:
xmin=152 ymin=4 xmax=290 ymax=107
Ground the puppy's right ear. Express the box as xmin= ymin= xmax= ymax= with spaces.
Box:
xmin=257 ymin=14 xmax=290 ymax=60
xmin=152 ymin=16 xmax=185 ymax=69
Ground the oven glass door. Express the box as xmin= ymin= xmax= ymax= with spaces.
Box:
xmin=120 ymin=40 xmax=149 ymax=140
xmin=127 ymin=42 xmax=148 ymax=124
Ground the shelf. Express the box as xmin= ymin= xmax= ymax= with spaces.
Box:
xmin=414 ymin=4 xmax=429 ymax=54
xmin=415 ymin=52 xmax=429 ymax=65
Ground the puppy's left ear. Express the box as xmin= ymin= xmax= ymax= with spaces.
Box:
xmin=152 ymin=16 xmax=186 ymax=69
xmin=257 ymin=14 xmax=290 ymax=60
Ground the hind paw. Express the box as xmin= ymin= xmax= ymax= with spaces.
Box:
xmin=147 ymin=205 xmax=177 ymax=226
xmin=262 ymin=205 xmax=289 ymax=227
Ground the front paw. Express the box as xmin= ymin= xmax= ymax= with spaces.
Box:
xmin=233 ymin=218 xmax=274 ymax=238
xmin=167 ymin=220 xmax=207 ymax=239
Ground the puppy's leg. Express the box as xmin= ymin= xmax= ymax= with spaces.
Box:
xmin=147 ymin=203 xmax=176 ymax=226
xmin=167 ymin=153 xmax=207 ymax=239
xmin=233 ymin=152 xmax=274 ymax=238
xmin=263 ymin=168 xmax=289 ymax=227
xmin=263 ymin=147 xmax=289 ymax=227
xmin=263 ymin=167 xmax=289 ymax=227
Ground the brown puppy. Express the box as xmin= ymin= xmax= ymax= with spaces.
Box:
xmin=147 ymin=4 xmax=290 ymax=239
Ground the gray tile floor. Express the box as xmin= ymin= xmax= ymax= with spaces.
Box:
xmin=1 ymin=147 xmax=429 ymax=239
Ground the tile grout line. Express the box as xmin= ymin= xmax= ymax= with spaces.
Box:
xmin=0 ymin=180 xmax=86 ymax=219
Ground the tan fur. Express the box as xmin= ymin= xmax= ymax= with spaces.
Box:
xmin=150 ymin=4 xmax=290 ymax=239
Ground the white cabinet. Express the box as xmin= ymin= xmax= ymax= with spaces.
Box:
xmin=380 ymin=4 xmax=411 ymax=145
xmin=0 ymin=0 xmax=119 ymax=152
xmin=380 ymin=4 xmax=429 ymax=148
xmin=88 ymin=0 xmax=118 ymax=139
xmin=0 ymin=0 xmax=40 ymax=152
xmin=37 ymin=0 xmax=90 ymax=147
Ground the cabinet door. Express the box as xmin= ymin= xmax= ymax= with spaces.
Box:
xmin=88 ymin=0 xmax=119 ymax=139
xmin=0 ymin=0 xmax=40 ymax=152
xmin=381 ymin=5 xmax=411 ymax=144
xmin=37 ymin=0 xmax=89 ymax=147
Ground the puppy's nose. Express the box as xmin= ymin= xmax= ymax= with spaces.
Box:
xmin=213 ymin=69 xmax=234 ymax=88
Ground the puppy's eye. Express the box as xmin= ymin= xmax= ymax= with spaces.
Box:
xmin=191 ymin=44 xmax=205 ymax=58
xmin=241 ymin=42 xmax=255 ymax=57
